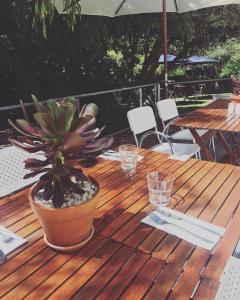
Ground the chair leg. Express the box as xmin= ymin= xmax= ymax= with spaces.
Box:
xmin=197 ymin=150 xmax=202 ymax=160
xmin=210 ymin=137 xmax=216 ymax=161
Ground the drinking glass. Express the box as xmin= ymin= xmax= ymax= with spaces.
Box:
xmin=147 ymin=171 xmax=174 ymax=208
xmin=119 ymin=144 xmax=139 ymax=171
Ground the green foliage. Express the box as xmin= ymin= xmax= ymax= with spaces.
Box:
xmin=33 ymin=0 xmax=81 ymax=38
xmin=205 ymin=39 xmax=240 ymax=77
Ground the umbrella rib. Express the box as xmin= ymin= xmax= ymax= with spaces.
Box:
xmin=174 ymin=0 xmax=179 ymax=11
xmin=114 ymin=0 xmax=127 ymax=16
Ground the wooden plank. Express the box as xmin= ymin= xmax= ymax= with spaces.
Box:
xmin=47 ymin=240 xmax=123 ymax=300
xmin=144 ymin=241 xmax=194 ymax=300
xmin=71 ymin=246 xmax=136 ymax=300
xmin=2 ymin=251 xmax=73 ymax=300
xmin=119 ymin=256 xmax=165 ymax=300
xmin=23 ymin=235 xmax=108 ymax=300
xmin=193 ymin=278 xmax=220 ymax=300
xmin=0 ymin=247 xmax=56 ymax=298
xmin=168 ymin=248 xmax=210 ymax=300
xmin=0 ymin=238 xmax=46 ymax=282
xmin=96 ymin=251 xmax=150 ymax=300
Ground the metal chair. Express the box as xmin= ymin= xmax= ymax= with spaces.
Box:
xmin=157 ymin=98 xmax=207 ymax=142
xmin=127 ymin=106 xmax=200 ymax=158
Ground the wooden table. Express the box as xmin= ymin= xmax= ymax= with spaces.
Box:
xmin=1 ymin=149 xmax=240 ymax=299
xmin=173 ymin=99 xmax=240 ymax=165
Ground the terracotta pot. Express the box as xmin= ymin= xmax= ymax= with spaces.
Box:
xmin=29 ymin=177 xmax=100 ymax=251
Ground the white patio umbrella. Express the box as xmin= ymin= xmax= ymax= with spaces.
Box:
xmin=55 ymin=0 xmax=240 ymax=94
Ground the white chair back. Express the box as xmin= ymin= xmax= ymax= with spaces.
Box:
xmin=127 ymin=106 xmax=156 ymax=135
xmin=212 ymin=94 xmax=231 ymax=101
xmin=157 ymin=99 xmax=179 ymax=123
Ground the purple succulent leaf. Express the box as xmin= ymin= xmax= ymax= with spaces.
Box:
xmin=40 ymin=173 xmax=53 ymax=181
xmin=83 ymin=136 xmax=114 ymax=153
xmin=43 ymin=180 xmax=53 ymax=200
xmin=20 ymin=100 xmax=29 ymax=121
xmin=52 ymin=180 xmax=65 ymax=208
xmin=8 ymin=119 xmax=37 ymax=138
xmin=62 ymin=132 xmax=87 ymax=152
xmin=23 ymin=167 xmax=52 ymax=179
xmin=80 ymin=127 xmax=105 ymax=139
xmin=64 ymin=164 xmax=82 ymax=175
xmin=79 ymin=157 xmax=98 ymax=168
xmin=62 ymin=176 xmax=84 ymax=195
xmin=16 ymin=136 xmax=43 ymax=145
xmin=24 ymin=158 xmax=51 ymax=170
xmin=71 ymin=116 xmax=95 ymax=133
xmin=9 ymin=138 xmax=52 ymax=153
xmin=16 ymin=119 xmax=45 ymax=137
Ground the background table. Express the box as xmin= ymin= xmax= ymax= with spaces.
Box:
xmin=173 ymin=99 xmax=240 ymax=165
xmin=1 ymin=150 xmax=240 ymax=299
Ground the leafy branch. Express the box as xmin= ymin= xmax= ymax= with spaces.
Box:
xmin=33 ymin=0 xmax=81 ymax=38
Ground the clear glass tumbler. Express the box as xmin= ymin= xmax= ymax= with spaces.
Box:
xmin=119 ymin=144 xmax=139 ymax=171
xmin=147 ymin=171 xmax=174 ymax=208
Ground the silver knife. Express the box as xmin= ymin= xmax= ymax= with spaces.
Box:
xmin=158 ymin=209 xmax=222 ymax=237
xmin=0 ymin=249 xmax=6 ymax=262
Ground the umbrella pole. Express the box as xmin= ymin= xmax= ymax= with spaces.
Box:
xmin=163 ymin=0 xmax=168 ymax=98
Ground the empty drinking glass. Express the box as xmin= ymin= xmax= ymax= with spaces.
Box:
xmin=147 ymin=171 xmax=174 ymax=208
xmin=119 ymin=144 xmax=139 ymax=171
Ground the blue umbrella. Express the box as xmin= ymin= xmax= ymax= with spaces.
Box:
xmin=159 ymin=54 xmax=176 ymax=63
xmin=176 ymin=55 xmax=218 ymax=65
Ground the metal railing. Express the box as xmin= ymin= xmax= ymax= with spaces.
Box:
xmin=0 ymin=77 xmax=231 ymax=112
xmin=0 ymin=77 xmax=232 ymax=135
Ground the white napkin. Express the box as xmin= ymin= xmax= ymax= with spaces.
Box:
xmin=0 ymin=225 xmax=27 ymax=255
xmin=169 ymin=154 xmax=190 ymax=161
xmin=99 ymin=150 xmax=144 ymax=162
xmin=141 ymin=206 xmax=225 ymax=251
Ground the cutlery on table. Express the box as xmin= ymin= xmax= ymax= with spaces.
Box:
xmin=0 ymin=232 xmax=14 ymax=243
xmin=149 ymin=212 xmax=214 ymax=244
xmin=158 ymin=209 xmax=222 ymax=237
xmin=0 ymin=249 xmax=6 ymax=262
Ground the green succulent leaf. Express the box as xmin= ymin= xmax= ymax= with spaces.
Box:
xmin=32 ymin=94 xmax=49 ymax=113
xmin=34 ymin=112 xmax=57 ymax=135
xmin=47 ymin=99 xmax=59 ymax=116
xmin=54 ymin=102 xmax=75 ymax=133
xmin=62 ymin=97 xmax=78 ymax=111
xmin=82 ymin=103 xmax=98 ymax=117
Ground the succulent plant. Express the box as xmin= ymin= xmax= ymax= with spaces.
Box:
xmin=8 ymin=95 xmax=114 ymax=208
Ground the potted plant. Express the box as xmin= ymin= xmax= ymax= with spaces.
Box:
xmin=8 ymin=95 xmax=113 ymax=251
